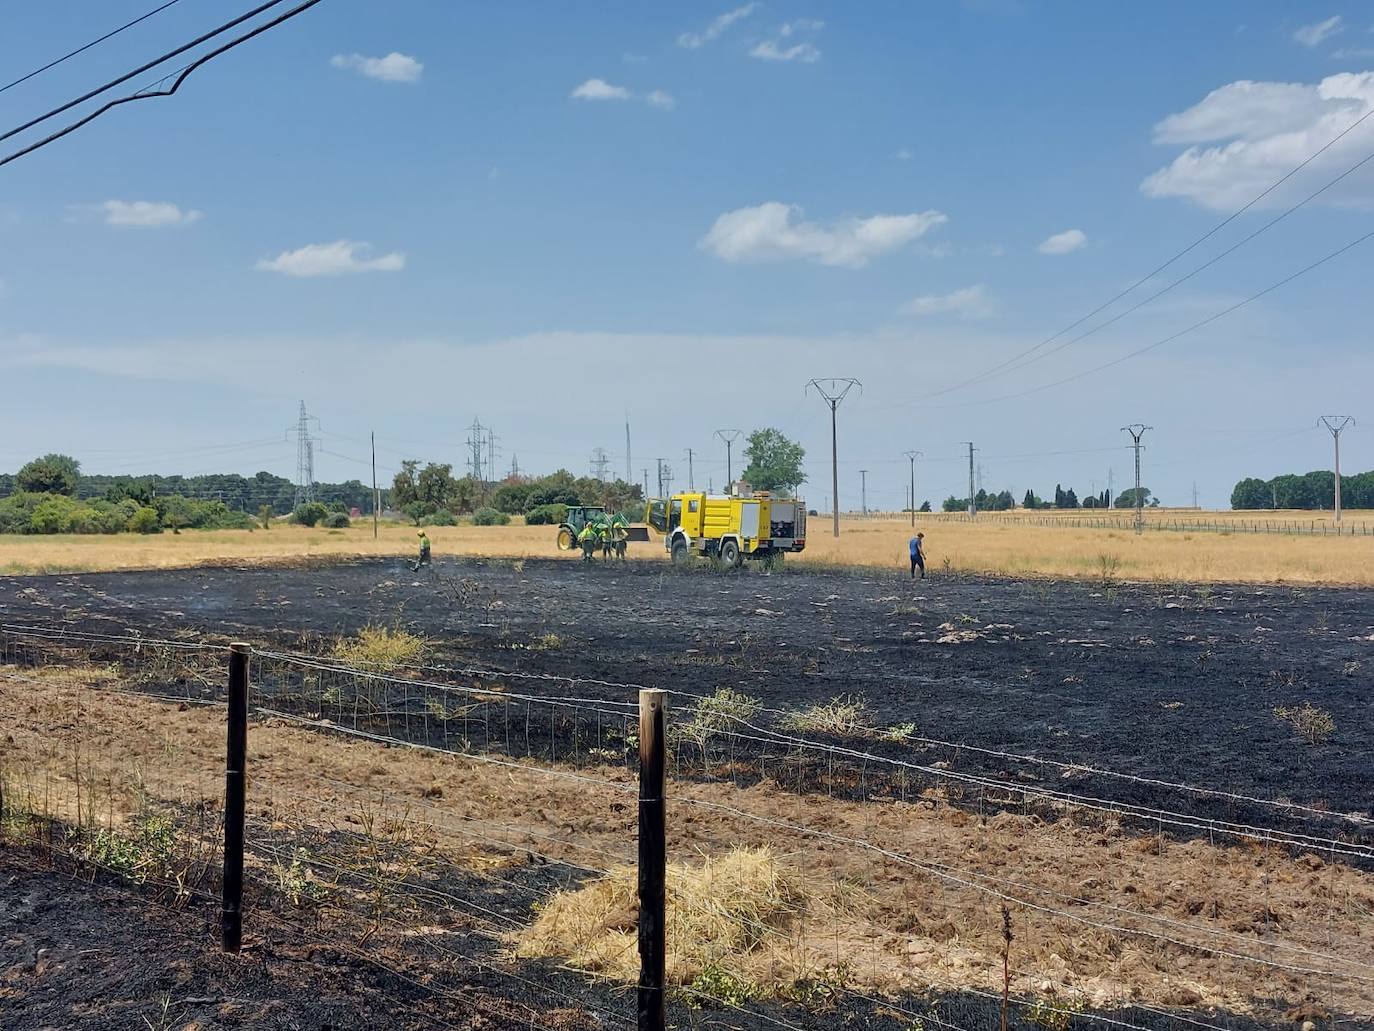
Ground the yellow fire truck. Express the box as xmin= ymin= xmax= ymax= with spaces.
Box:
xmin=645 ymin=491 xmax=806 ymax=568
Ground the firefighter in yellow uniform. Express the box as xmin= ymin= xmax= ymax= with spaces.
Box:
xmin=577 ymin=522 xmax=598 ymax=563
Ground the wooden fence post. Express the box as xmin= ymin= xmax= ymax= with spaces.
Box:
xmin=638 ymin=689 xmax=668 ymax=1031
xmin=222 ymin=642 xmax=249 ymax=954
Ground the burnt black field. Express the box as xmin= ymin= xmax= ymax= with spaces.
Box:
xmin=3 ymin=556 xmax=1371 ymax=823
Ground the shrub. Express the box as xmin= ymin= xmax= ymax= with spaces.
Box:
xmin=293 ymin=501 xmax=330 ymax=527
xmin=779 ymin=695 xmax=874 ymax=737
xmin=333 ymin=626 xmax=427 ymax=669
xmin=420 ymin=509 xmax=457 ymax=527
xmin=678 ymin=687 xmax=762 ymax=748
xmin=28 ymin=495 xmax=85 ymax=533
xmin=127 ymin=506 xmax=161 ymax=534
xmin=472 ymin=506 xmax=510 ymax=526
xmin=524 ymin=503 xmax=568 ymax=526
xmin=324 ymin=512 xmax=351 ymax=529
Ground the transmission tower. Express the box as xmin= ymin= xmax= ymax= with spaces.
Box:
xmin=590 ymin=447 xmax=610 ymax=482
xmin=805 ymin=378 xmax=862 ymax=538
xmin=466 ymin=417 xmax=486 ymax=481
xmin=1319 ymin=416 xmax=1355 ymax=523
xmin=903 ymin=450 xmax=922 ymax=527
xmin=1120 ymin=424 xmax=1152 ymax=535
xmin=287 ymin=401 xmax=320 ymax=508
xmin=714 ymin=429 xmax=742 ymax=491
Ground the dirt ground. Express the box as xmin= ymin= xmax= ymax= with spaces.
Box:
xmin=2 ymin=660 xmax=1373 ymax=1028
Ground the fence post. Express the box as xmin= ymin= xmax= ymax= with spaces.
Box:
xmin=222 ymin=642 xmax=249 ymax=954
xmin=638 ymin=689 xmax=668 ymax=1031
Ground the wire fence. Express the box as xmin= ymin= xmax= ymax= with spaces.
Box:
xmin=2 ymin=622 xmax=1371 ymax=1030
xmin=849 ymin=512 xmax=1374 ymax=537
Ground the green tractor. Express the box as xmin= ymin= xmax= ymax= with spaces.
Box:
xmin=556 ymin=506 xmax=607 ymax=551
xmin=555 ymin=506 xmax=649 ymax=552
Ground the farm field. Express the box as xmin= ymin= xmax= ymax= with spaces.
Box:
xmin=3 ymin=509 xmax=1374 ymax=584
xmin=4 ymin=557 xmax=1373 ymax=1028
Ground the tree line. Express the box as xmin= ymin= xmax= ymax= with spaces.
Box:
xmin=940 ymin=484 xmax=1154 ymax=512
xmin=1231 ymin=469 xmax=1374 ymax=510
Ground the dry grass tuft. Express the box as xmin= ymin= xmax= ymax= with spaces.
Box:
xmin=779 ymin=695 xmax=874 ymax=737
xmin=1273 ymin=703 xmax=1336 ymax=745
xmin=517 ymin=847 xmax=804 ymax=987
xmin=333 ymin=625 xmax=427 ymax=670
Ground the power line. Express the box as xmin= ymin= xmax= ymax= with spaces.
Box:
xmin=909 ymin=100 xmax=1374 ymax=403
xmin=0 ymin=0 xmax=326 ymax=170
xmin=933 ymin=222 xmax=1374 ymax=409
xmin=0 ymin=0 xmax=186 ymax=96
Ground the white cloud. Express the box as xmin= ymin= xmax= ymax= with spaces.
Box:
xmin=700 ymin=202 xmax=947 ymax=268
xmin=895 ymin=148 xmax=913 ymax=161
xmin=1038 ymin=228 xmax=1087 ymax=255
xmin=678 ymin=3 xmax=758 ymax=48
xmin=1294 ymin=16 xmax=1344 ymax=47
xmin=570 ymin=79 xmax=672 ymax=109
xmin=1331 ymin=47 xmax=1374 ymax=60
xmin=256 ymin=240 xmax=405 ymax=277
xmin=330 ymin=52 xmax=423 ymax=83
xmin=101 ymin=200 xmax=202 ymax=227
xmin=1142 ymin=72 xmax=1374 ymax=210
xmin=571 ymin=78 xmax=631 ymax=101
xmin=902 ymin=284 xmax=995 ymax=318
xmin=752 ymin=17 xmax=823 ymax=62
xmin=750 ymin=40 xmax=821 ymax=62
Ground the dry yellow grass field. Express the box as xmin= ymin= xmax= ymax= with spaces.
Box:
xmin=2 ymin=511 xmax=1372 ymax=584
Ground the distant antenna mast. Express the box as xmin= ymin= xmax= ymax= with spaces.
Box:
xmin=805 ymin=378 xmax=862 ymax=538
xmin=1319 ymin=416 xmax=1355 ymax=523
xmin=625 ymin=414 xmax=632 ymax=483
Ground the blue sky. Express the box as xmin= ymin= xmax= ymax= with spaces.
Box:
xmin=1 ymin=1 xmax=1372 ymax=509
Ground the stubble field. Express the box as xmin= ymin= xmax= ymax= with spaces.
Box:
xmin=2 ymin=509 xmax=1372 ymax=584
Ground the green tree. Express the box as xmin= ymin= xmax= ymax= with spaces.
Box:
xmin=16 ymin=453 xmax=81 ymax=495
xmin=918 ymin=500 xmax=931 ymax=513
xmin=741 ymin=428 xmax=806 ymax=494
xmin=1114 ymin=487 xmax=1153 ymax=509
xmin=391 ymin=460 xmax=421 ymax=508
xmin=1230 ymin=477 xmax=1271 ymax=510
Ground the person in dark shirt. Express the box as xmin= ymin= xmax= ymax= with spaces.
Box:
xmin=908 ymin=532 xmax=926 ymax=579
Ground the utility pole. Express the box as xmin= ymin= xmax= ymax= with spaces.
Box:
xmin=962 ymin=442 xmax=977 ymax=516
xmin=714 ymin=429 xmax=742 ymax=491
xmin=1192 ymin=481 xmax=1198 ymax=510
xmin=656 ymin=458 xmax=664 ymax=499
xmin=805 ymin=379 xmax=862 ymax=538
xmin=859 ymin=470 xmax=869 ymax=516
xmin=626 ymin=413 xmax=632 ymax=484
xmin=371 ymin=430 xmax=378 ymax=539
xmin=643 ymin=468 xmax=650 ymax=497
xmin=1106 ymin=467 xmax=1114 ymax=509
xmin=685 ymin=448 xmax=695 ymax=491
xmin=903 ymin=450 xmax=922 ymax=527
xmin=1319 ymin=416 xmax=1355 ymax=523
xmin=1121 ymin=424 xmax=1152 ymax=535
